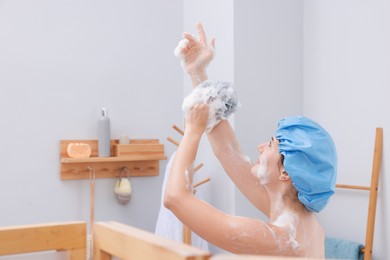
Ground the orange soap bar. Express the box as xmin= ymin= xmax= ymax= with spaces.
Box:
xmin=66 ymin=143 xmax=92 ymax=158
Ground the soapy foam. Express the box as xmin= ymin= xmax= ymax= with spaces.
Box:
xmin=242 ymin=154 xmax=252 ymax=163
xmin=184 ymin=162 xmax=194 ymax=192
xmin=224 ymin=204 xmax=310 ymax=255
xmin=272 ymin=212 xmax=299 ymax=250
xmin=266 ymin=196 xmax=302 ymax=253
xmin=252 ymin=156 xmax=271 ymax=185
xmin=174 ymin=38 xmax=189 ymax=59
xmin=226 ymin=219 xmax=268 ymax=254
xmin=226 ymin=217 xmax=302 ymax=255
xmin=225 ymin=161 xmax=312 ymax=255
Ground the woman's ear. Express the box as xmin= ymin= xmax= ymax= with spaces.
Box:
xmin=279 ymin=170 xmax=291 ymax=181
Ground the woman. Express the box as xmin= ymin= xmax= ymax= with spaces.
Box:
xmin=164 ymin=23 xmax=337 ymax=258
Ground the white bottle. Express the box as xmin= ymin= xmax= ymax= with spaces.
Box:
xmin=98 ymin=107 xmax=111 ymax=157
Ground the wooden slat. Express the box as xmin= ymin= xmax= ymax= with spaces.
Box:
xmin=113 ymin=143 xmax=165 ymax=157
xmin=194 ymin=163 xmax=204 ymax=173
xmin=61 ymin=160 xmax=160 ymax=180
xmin=167 ymin=137 xmax=180 ymax=147
xmin=212 ymin=255 xmax=309 ymax=259
xmin=0 ymin=222 xmax=86 ymax=256
xmin=68 ymin=248 xmax=86 ymax=260
xmin=61 ymin=155 xmax=166 ymax=163
xmin=130 ymin=139 xmax=159 ymax=144
xmin=364 ymin=128 xmax=383 ymax=260
xmin=183 ymin=225 xmax=192 ymax=245
xmin=193 ymin=177 xmax=211 ymax=189
xmin=336 ymin=184 xmax=370 ymax=191
xmin=173 ymin=125 xmax=184 ymax=136
xmin=94 ymin=222 xmax=211 ymax=260
xmin=94 ymin=249 xmax=111 ymax=260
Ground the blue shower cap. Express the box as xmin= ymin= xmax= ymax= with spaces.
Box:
xmin=275 ymin=116 xmax=337 ymax=213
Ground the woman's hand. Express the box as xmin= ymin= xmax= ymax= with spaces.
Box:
xmin=185 ymin=104 xmax=209 ymax=136
xmin=175 ymin=23 xmax=215 ymax=86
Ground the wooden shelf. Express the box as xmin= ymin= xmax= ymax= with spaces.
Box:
xmin=60 ymin=139 xmax=166 ymax=180
xmin=61 ymin=155 xmax=167 ymax=164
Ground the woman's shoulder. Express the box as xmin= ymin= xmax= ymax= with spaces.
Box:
xmin=295 ymin=214 xmax=325 ymax=258
xmin=264 ymin=212 xmax=324 ymax=257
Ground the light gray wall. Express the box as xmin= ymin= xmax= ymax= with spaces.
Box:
xmin=234 ymin=0 xmax=303 ymax=218
xmin=0 ymin=0 xmax=183 ymax=233
xmin=304 ymin=1 xmax=389 ymax=259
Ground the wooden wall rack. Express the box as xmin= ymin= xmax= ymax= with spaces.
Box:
xmin=60 ymin=139 xmax=166 ymax=180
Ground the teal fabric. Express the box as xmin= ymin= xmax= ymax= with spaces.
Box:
xmin=275 ymin=116 xmax=337 ymax=212
xmin=325 ymin=237 xmax=364 ymax=259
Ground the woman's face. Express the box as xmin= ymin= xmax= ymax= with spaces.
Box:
xmin=251 ymin=136 xmax=283 ymax=185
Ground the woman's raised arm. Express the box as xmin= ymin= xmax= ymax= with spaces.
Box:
xmin=174 ymin=23 xmax=271 ymax=216
xmin=207 ymin=120 xmax=271 ymax=216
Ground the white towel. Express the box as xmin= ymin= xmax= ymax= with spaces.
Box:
xmin=155 ymin=151 xmax=209 ymax=250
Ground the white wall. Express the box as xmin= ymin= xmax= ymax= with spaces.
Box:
xmin=304 ymin=1 xmax=390 ymax=259
xmin=0 ymin=0 xmax=183 ymax=233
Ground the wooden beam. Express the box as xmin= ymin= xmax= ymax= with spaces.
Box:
xmin=364 ymin=128 xmax=383 ymax=260
xmin=183 ymin=225 xmax=192 ymax=245
xmin=0 ymin=222 xmax=86 ymax=256
xmin=336 ymin=184 xmax=370 ymax=191
xmin=94 ymin=248 xmax=111 ymax=260
xmin=68 ymin=248 xmax=87 ymax=260
xmin=212 ymin=255 xmax=307 ymax=259
xmin=94 ymin=222 xmax=211 ymax=260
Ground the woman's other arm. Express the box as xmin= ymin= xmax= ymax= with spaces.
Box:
xmin=176 ymin=23 xmax=270 ymax=216
xmin=207 ymin=121 xmax=270 ymax=216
